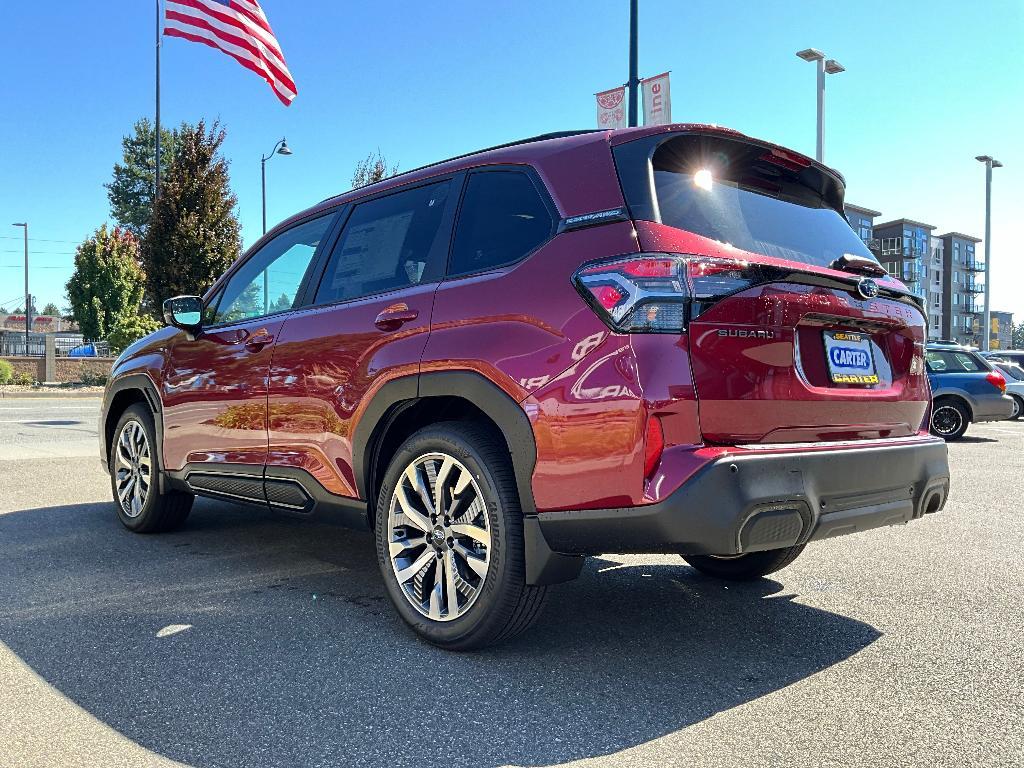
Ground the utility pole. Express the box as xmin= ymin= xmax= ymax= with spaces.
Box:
xmin=976 ymin=155 xmax=1003 ymax=352
xmin=11 ymin=223 xmax=28 ymax=354
xmin=627 ymin=0 xmax=639 ymax=127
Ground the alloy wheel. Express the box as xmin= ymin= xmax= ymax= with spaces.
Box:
xmin=387 ymin=452 xmax=491 ymax=622
xmin=114 ymin=420 xmax=152 ymax=518
xmin=931 ymin=405 xmax=963 ymax=437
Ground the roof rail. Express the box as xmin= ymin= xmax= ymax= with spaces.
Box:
xmin=322 ymin=130 xmax=601 ymax=205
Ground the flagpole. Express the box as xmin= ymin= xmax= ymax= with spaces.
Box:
xmin=155 ymin=0 xmax=162 ymax=199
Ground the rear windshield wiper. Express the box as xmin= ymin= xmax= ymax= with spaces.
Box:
xmin=831 ymin=253 xmax=887 ymax=277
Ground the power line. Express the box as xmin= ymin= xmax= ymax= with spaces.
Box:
xmin=0 ymin=235 xmax=80 ymax=244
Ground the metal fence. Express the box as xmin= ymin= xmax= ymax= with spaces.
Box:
xmin=0 ymin=331 xmax=108 ymax=358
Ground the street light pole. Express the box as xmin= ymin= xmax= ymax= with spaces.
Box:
xmin=795 ymin=49 xmax=845 ymax=163
xmin=627 ymin=0 xmax=639 ymax=127
xmin=260 ymin=138 xmax=293 ymax=313
xmin=976 ymin=155 xmax=1003 ymax=352
xmin=261 ymin=137 xmax=292 ymax=235
xmin=11 ymin=223 xmax=28 ymax=355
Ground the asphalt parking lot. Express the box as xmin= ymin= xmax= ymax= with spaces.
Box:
xmin=1 ymin=397 xmax=1022 ymax=768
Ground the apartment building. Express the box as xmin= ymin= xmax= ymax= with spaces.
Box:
xmin=937 ymin=232 xmax=984 ymax=346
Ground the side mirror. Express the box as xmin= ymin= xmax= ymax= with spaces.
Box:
xmin=163 ymin=295 xmax=204 ymax=333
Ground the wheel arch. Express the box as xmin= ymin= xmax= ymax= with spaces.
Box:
xmin=931 ymin=391 xmax=974 ymax=422
xmin=354 ymin=370 xmax=583 ymax=587
xmin=353 ymin=371 xmax=538 ymax=522
xmin=101 ymin=374 xmax=163 ymax=472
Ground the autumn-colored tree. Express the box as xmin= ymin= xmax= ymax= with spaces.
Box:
xmin=66 ymin=225 xmax=149 ymax=342
xmin=351 ymin=150 xmax=399 ymax=189
xmin=142 ymin=120 xmax=241 ymax=308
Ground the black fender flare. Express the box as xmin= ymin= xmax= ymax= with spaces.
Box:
xmin=100 ymin=373 xmax=163 ymax=473
xmin=352 ymin=370 xmax=584 ymax=586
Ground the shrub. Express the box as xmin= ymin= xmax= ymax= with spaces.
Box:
xmin=13 ymin=371 xmax=35 ymax=386
xmin=0 ymin=359 xmax=14 ymax=385
xmin=79 ymin=370 xmax=110 ymax=387
xmin=107 ymin=312 xmax=161 ymax=355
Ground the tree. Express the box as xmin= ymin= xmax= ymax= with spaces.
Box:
xmin=351 ymin=150 xmax=399 ymax=189
xmin=142 ymin=120 xmax=241 ymax=308
xmin=65 ymin=225 xmax=148 ymax=341
xmin=1012 ymin=321 xmax=1024 ymax=350
xmin=106 ymin=118 xmax=177 ymax=238
xmin=41 ymin=302 xmax=60 ymax=316
xmin=107 ymin=312 xmax=162 ymax=354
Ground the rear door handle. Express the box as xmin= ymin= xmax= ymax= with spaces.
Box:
xmin=374 ymin=304 xmax=419 ymax=331
xmin=244 ymin=331 xmax=275 ymax=352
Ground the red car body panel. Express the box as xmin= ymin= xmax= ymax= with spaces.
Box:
xmin=265 ymin=283 xmax=437 ymax=497
xmin=161 ymin=316 xmax=287 ymax=471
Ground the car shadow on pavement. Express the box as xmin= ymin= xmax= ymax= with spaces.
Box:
xmin=0 ymin=498 xmax=881 ymax=768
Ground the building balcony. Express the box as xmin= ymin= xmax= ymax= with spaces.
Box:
xmin=964 ymin=279 xmax=984 ymax=294
xmin=878 ymin=237 xmax=927 ymax=260
xmin=963 ymin=298 xmax=983 ymax=314
xmin=901 ymin=261 xmax=922 ymax=283
xmin=964 ymin=258 xmax=986 ymax=272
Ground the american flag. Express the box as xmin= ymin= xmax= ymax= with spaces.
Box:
xmin=164 ymin=0 xmax=297 ymax=105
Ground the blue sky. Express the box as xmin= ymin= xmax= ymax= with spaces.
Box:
xmin=1 ymin=0 xmax=1021 ymax=317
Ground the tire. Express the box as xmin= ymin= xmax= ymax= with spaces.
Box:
xmin=1009 ymin=394 xmax=1023 ymax=421
xmin=374 ymin=421 xmax=547 ymax=650
xmin=109 ymin=403 xmax=193 ymax=533
xmin=682 ymin=544 xmax=806 ymax=581
xmin=930 ymin=398 xmax=970 ymax=441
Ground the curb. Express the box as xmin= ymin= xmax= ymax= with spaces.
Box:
xmin=0 ymin=390 xmax=103 ymax=399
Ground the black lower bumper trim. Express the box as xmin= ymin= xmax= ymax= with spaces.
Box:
xmin=536 ymin=438 xmax=950 ymax=557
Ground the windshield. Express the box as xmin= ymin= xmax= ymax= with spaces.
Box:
xmin=650 ymin=135 xmax=876 ymax=269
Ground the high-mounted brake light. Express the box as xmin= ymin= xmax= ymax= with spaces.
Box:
xmin=986 ymin=370 xmax=1007 ymax=394
xmin=574 ymin=253 xmax=778 ymax=333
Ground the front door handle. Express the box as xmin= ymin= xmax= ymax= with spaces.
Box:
xmin=374 ymin=304 xmax=419 ymax=331
xmin=244 ymin=331 xmax=275 ymax=352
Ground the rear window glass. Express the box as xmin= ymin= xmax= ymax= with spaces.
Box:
xmin=650 ymin=135 xmax=876 ymax=269
xmin=926 ymin=350 xmax=986 ymax=373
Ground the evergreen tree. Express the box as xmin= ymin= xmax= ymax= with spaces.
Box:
xmin=106 ymin=118 xmax=176 ymax=238
xmin=142 ymin=120 xmax=241 ymax=307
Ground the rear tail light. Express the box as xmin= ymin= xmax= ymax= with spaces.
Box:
xmin=643 ymin=416 xmax=664 ymax=478
xmin=574 ymin=253 xmax=779 ymax=332
xmin=986 ymin=371 xmax=1007 ymax=394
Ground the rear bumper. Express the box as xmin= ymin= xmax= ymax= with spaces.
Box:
xmin=973 ymin=394 xmax=1016 ymax=423
xmin=534 ymin=437 xmax=950 ymax=557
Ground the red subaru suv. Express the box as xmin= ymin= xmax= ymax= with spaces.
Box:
xmin=100 ymin=125 xmax=950 ymax=649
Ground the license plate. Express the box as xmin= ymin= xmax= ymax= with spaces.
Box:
xmin=823 ymin=331 xmax=878 ymax=385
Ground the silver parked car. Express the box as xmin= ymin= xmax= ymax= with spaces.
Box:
xmin=988 ymin=360 xmax=1024 ymax=420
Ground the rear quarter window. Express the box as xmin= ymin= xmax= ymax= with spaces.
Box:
xmin=448 ymin=170 xmax=554 ymax=276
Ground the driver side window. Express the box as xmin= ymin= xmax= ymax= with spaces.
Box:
xmin=212 ymin=214 xmax=335 ymax=325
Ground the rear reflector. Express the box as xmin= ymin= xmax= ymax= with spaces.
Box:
xmin=643 ymin=416 xmax=664 ymax=478
xmin=986 ymin=371 xmax=1007 ymax=394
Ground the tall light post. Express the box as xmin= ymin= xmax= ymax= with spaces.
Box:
xmin=11 ymin=223 xmax=28 ymax=355
xmin=261 ymin=137 xmax=292 ymax=235
xmin=627 ymin=0 xmax=639 ymax=127
xmin=975 ymin=155 xmax=1003 ymax=351
xmin=795 ymin=49 xmax=845 ymax=163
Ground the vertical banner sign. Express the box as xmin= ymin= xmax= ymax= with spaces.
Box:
xmin=641 ymin=72 xmax=672 ymax=126
xmin=596 ymin=86 xmax=627 ymax=129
